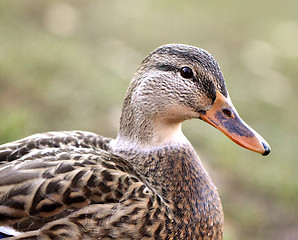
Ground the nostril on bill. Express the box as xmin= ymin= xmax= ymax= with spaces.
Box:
xmin=222 ymin=108 xmax=233 ymax=118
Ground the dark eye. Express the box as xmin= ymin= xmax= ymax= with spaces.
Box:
xmin=180 ymin=67 xmax=193 ymax=79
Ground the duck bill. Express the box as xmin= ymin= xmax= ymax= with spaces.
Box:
xmin=200 ymin=91 xmax=270 ymax=156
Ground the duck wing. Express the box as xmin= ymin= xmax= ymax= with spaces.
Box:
xmin=0 ymin=131 xmax=112 ymax=164
xmin=0 ymin=131 xmax=170 ymax=239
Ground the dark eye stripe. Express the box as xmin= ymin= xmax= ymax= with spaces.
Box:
xmin=153 ymin=64 xmax=179 ymax=72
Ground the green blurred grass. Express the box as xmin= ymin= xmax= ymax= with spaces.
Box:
xmin=1 ymin=1 xmax=297 ymax=239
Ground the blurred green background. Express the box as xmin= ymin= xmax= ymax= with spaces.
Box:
xmin=0 ymin=0 xmax=297 ymax=239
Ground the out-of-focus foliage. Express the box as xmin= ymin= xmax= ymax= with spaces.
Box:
xmin=0 ymin=1 xmax=297 ymax=239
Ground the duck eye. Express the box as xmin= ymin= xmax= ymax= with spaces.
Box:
xmin=180 ymin=67 xmax=193 ymax=79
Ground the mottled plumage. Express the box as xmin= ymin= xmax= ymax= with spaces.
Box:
xmin=0 ymin=44 xmax=270 ymax=239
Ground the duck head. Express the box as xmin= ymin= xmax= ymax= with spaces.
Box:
xmin=115 ymin=44 xmax=270 ymax=156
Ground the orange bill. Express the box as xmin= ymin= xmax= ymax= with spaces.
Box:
xmin=200 ymin=91 xmax=271 ymax=156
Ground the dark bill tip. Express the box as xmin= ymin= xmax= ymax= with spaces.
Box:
xmin=262 ymin=142 xmax=271 ymax=156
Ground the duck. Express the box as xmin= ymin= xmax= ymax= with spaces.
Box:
xmin=0 ymin=44 xmax=270 ymax=240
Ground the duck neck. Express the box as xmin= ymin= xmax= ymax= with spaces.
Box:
xmin=112 ymin=86 xmax=223 ymax=237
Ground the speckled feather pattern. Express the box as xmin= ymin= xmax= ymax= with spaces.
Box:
xmin=0 ymin=131 xmax=223 ymax=239
xmin=0 ymin=131 xmax=168 ymax=239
